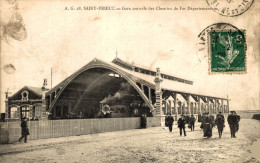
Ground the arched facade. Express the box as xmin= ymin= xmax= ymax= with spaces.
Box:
xmin=5 ymin=58 xmax=229 ymax=123
xmin=46 ymin=59 xmax=156 ymax=119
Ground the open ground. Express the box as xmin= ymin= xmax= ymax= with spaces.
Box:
xmin=0 ymin=119 xmax=259 ymax=163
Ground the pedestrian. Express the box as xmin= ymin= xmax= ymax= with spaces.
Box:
xmin=19 ymin=117 xmax=30 ymax=143
xmin=190 ymin=114 xmax=196 ymax=131
xmin=178 ymin=115 xmax=186 ymax=136
xmin=167 ymin=114 xmax=174 ymax=132
xmin=202 ymin=112 xmax=213 ymax=138
xmin=227 ymin=111 xmax=240 ymax=138
xmin=185 ymin=113 xmax=190 ymax=125
xmin=200 ymin=113 xmax=206 ymax=129
xmin=198 ymin=113 xmax=202 ymax=122
xmin=165 ymin=113 xmax=169 ymax=128
xmin=140 ymin=114 xmax=147 ymax=129
xmin=215 ymin=112 xmax=225 ymax=138
xmin=209 ymin=113 xmax=215 ymax=127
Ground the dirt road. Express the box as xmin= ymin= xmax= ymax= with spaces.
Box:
xmin=0 ymin=119 xmax=259 ymax=163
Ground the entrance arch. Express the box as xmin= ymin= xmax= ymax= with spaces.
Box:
xmin=48 ymin=59 xmax=155 ymax=118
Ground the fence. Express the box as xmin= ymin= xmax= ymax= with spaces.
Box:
xmin=0 ymin=117 xmax=161 ymax=144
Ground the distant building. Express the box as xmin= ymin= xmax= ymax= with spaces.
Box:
xmin=5 ymin=86 xmax=44 ymax=121
xmin=5 ymin=58 xmax=229 ymax=124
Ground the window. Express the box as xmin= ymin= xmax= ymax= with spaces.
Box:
xmin=21 ymin=90 xmax=29 ymax=100
xmin=21 ymin=106 xmax=30 ymax=118
xmin=10 ymin=107 xmax=18 ymax=119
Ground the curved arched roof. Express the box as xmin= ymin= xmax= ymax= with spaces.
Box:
xmin=46 ymin=58 xmax=227 ymax=112
xmin=47 ymin=58 xmax=154 ymax=112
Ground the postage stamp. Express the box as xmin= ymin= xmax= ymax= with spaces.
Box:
xmin=196 ymin=23 xmax=242 ymax=62
xmin=206 ymin=0 xmax=254 ymax=17
xmin=208 ymin=30 xmax=246 ymax=74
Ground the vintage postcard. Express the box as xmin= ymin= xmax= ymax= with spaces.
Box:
xmin=0 ymin=0 xmax=259 ymax=162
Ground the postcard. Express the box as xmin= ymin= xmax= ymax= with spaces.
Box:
xmin=0 ymin=0 xmax=259 ymax=162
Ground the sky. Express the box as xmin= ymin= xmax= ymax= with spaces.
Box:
xmin=1 ymin=0 xmax=259 ymax=113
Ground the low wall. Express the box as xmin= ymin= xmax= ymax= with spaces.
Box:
xmin=0 ymin=117 xmax=160 ymax=144
xmin=236 ymin=110 xmax=260 ymax=119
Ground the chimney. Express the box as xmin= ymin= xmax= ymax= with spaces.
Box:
xmin=5 ymin=91 xmax=9 ymax=120
xmin=42 ymin=79 xmax=48 ymax=99
xmin=41 ymin=79 xmax=48 ymax=119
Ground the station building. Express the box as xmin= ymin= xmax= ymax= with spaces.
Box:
xmin=5 ymin=57 xmax=229 ymax=124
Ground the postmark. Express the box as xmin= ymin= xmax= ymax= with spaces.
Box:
xmin=206 ymin=0 xmax=254 ymax=17
xmin=208 ymin=30 xmax=246 ymax=74
xmin=196 ymin=23 xmax=247 ymax=74
xmin=196 ymin=23 xmax=242 ymax=60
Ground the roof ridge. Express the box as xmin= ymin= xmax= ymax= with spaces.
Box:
xmin=25 ymin=86 xmax=43 ymax=96
xmin=9 ymin=85 xmax=42 ymax=99
xmin=112 ymin=57 xmax=193 ymax=84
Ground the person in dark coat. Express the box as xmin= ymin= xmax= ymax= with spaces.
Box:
xmin=202 ymin=113 xmax=213 ymax=138
xmin=198 ymin=113 xmax=202 ymax=122
xmin=185 ymin=113 xmax=190 ymax=125
xmin=215 ymin=112 xmax=225 ymax=138
xmin=200 ymin=113 xmax=206 ymax=129
xmin=178 ymin=115 xmax=186 ymax=136
xmin=165 ymin=114 xmax=169 ymax=128
xmin=167 ymin=114 xmax=174 ymax=132
xmin=227 ymin=111 xmax=240 ymax=138
xmin=190 ymin=115 xmax=196 ymax=131
xmin=209 ymin=113 xmax=215 ymax=127
xmin=140 ymin=114 xmax=147 ymax=129
xmin=19 ymin=117 xmax=30 ymax=143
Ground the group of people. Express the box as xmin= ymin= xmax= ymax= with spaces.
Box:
xmin=165 ymin=113 xmax=196 ymax=136
xmin=200 ymin=111 xmax=240 ymax=138
xmin=18 ymin=111 xmax=240 ymax=143
xmin=164 ymin=111 xmax=240 ymax=139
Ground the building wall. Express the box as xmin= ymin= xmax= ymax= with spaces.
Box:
xmin=0 ymin=117 xmax=160 ymax=144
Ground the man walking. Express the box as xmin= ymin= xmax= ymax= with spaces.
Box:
xmin=167 ymin=114 xmax=174 ymax=132
xmin=165 ymin=113 xmax=169 ymax=128
xmin=185 ymin=113 xmax=190 ymax=125
xmin=228 ymin=111 xmax=240 ymax=138
xmin=19 ymin=117 xmax=30 ymax=143
xmin=209 ymin=113 xmax=215 ymax=127
xmin=190 ymin=114 xmax=196 ymax=131
xmin=178 ymin=115 xmax=186 ymax=136
xmin=140 ymin=114 xmax=147 ymax=129
xmin=215 ymin=112 xmax=225 ymax=138
xmin=202 ymin=112 xmax=213 ymax=138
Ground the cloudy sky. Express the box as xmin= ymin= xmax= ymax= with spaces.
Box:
xmin=1 ymin=0 xmax=259 ymax=113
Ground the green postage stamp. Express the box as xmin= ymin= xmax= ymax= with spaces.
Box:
xmin=209 ymin=30 xmax=246 ymax=74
